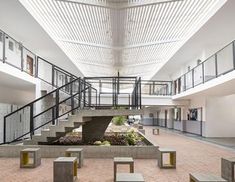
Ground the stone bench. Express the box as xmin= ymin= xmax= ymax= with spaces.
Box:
xmin=152 ymin=128 xmax=159 ymax=135
xmin=114 ymin=157 xmax=134 ymax=181
xmin=189 ymin=173 xmax=227 ymax=182
xmin=20 ymin=148 xmax=41 ymax=168
xmin=221 ymin=157 xmax=235 ymax=182
xmin=116 ymin=173 xmax=144 ymax=182
xmin=53 ymin=157 xmax=77 ymax=182
xmin=157 ymin=148 xmax=176 ymax=169
xmin=65 ymin=148 xmax=84 ymax=168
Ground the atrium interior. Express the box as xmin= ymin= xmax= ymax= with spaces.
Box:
xmin=0 ymin=0 xmax=235 ymax=181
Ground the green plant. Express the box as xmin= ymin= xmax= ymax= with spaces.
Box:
xmin=94 ymin=141 xmax=102 ymax=145
xmin=94 ymin=140 xmax=111 ymax=146
xmin=125 ymin=130 xmax=144 ymax=145
xmin=112 ymin=116 xmax=126 ymax=126
xmin=101 ymin=140 xmax=111 ymax=146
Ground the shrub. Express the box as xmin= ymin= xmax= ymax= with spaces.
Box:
xmin=125 ymin=130 xmax=144 ymax=145
xmin=112 ymin=116 xmax=126 ymax=125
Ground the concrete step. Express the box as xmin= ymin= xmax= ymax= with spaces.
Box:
xmin=23 ymin=139 xmax=39 ymax=145
xmin=32 ymin=134 xmax=48 ymax=142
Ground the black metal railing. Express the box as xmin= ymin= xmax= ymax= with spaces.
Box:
xmin=141 ymin=80 xmax=172 ymax=96
xmin=0 ymin=28 xmax=143 ymax=144
xmin=174 ymin=40 xmax=235 ymax=95
xmin=2 ymin=78 xmax=95 ymax=144
xmin=84 ymin=77 xmax=142 ymax=109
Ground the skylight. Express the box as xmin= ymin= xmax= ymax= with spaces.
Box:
xmin=19 ymin=0 xmax=227 ymax=79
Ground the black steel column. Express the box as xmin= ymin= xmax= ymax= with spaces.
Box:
xmin=3 ymin=117 xmax=6 ymax=143
xmin=30 ymin=103 xmax=34 ymax=138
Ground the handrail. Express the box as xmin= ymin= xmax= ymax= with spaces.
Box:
xmin=174 ymin=39 xmax=235 ymax=95
xmin=4 ymin=78 xmax=80 ymax=118
xmin=37 ymin=56 xmax=78 ymax=79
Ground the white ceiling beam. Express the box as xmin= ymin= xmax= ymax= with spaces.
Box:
xmin=55 ymin=0 xmax=183 ymax=9
xmin=58 ymin=38 xmax=182 ymax=49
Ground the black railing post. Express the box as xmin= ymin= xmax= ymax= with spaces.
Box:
xmin=70 ymin=79 xmax=75 ymax=114
xmin=55 ymin=89 xmax=59 ymax=120
xmin=2 ymin=32 xmax=5 ymax=63
xmin=30 ymin=103 xmax=34 ymax=138
xmin=139 ymin=77 xmax=142 ymax=109
xmin=78 ymin=78 xmax=81 ymax=108
xmin=20 ymin=43 xmax=23 ymax=71
xmin=3 ymin=116 xmax=6 ymax=143
xmin=52 ymin=65 xmax=55 ymax=87
xmin=202 ymin=62 xmax=205 ymax=83
xmin=35 ymin=56 xmax=38 ymax=78
xmin=52 ymin=106 xmax=55 ymax=125
xmin=233 ymin=41 xmax=235 ymax=70
xmin=83 ymin=78 xmax=86 ymax=107
xmin=192 ymin=70 xmax=194 ymax=88
xmin=215 ymin=54 xmax=218 ymax=77
xmin=95 ymin=90 xmax=98 ymax=107
xmin=88 ymin=86 xmax=91 ymax=107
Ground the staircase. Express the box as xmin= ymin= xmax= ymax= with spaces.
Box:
xmin=2 ymin=68 xmax=142 ymax=145
xmin=23 ymin=114 xmax=91 ymax=145
xmin=23 ymin=109 xmax=143 ymax=145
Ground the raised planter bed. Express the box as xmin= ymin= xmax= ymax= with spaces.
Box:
xmin=0 ymin=132 xmax=158 ymax=159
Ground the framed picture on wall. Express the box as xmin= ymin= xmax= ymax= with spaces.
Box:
xmin=188 ymin=108 xmax=202 ymax=121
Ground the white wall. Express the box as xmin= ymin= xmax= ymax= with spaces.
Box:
xmin=206 ymin=95 xmax=235 ymax=137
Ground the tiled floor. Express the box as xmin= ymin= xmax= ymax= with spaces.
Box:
xmin=0 ymin=126 xmax=235 ymax=182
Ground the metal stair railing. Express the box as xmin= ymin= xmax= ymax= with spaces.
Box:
xmin=2 ymin=78 xmax=97 ymax=144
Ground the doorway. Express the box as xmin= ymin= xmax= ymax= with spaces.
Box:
xmin=26 ymin=55 xmax=34 ymax=75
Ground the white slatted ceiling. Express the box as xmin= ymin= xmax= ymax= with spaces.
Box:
xmin=19 ymin=0 xmax=223 ymax=79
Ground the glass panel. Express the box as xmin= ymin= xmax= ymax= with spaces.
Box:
xmin=204 ymin=55 xmax=216 ymax=82
xmin=4 ymin=36 xmax=21 ymax=69
xmin=180 ymin=76 xmax=185 ymax=92
xmin=37 ymin=58 xmax=52 ymax=84
xmin=193 ymin=64 xmax=203 ymax=86
xmin=5 ymin=106 xmax=30 ymax=143
xmin=0 ymin=31 xmax=3 ymax=61
xmin=185 ymin=71 xmax=193 ymax=90
xmin=217 ymin=43 xmax=234 ymax=75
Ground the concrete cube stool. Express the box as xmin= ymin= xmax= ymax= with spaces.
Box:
xmin=20 ymin=148 xmax=41 ymax=168
xmin=221 ymin=157 xmax=235 ymax=182
xmin=53 ymin=157 xmax=77 ymax=182
xmin=152 ymin=128 xmax=159 ymax=135
xmin=158 ymin=148 xmax=176 ymax=169
xmin=116 ymin=173 xmax=144 ymax=182
xmin=114 ymin=157 xmax=134 ymax=181
xmin=189 ymin=173 xmax=227 ymax=182
xmin=65 ymin=148 xmax=84 ymax=168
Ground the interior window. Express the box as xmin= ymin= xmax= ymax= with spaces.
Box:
xmin=0 ymin=32 xmax=2 ymax=42
xmin=9 ymin=40 xmax=14 ymax=51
